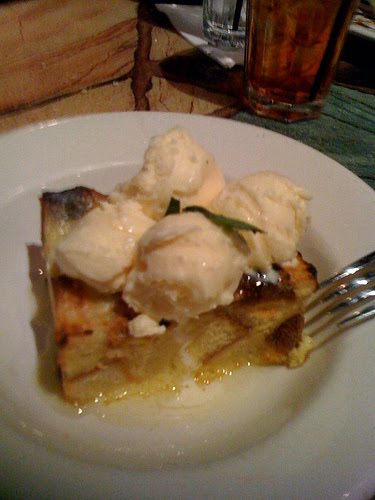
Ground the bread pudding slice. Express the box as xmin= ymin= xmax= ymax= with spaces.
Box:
xmin=41 ymin=187 xmax=317 ymax=405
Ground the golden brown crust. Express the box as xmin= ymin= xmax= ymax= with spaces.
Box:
xmin=284 ymin=254 xmax=318 ymax=300
xmin=41 ymin=187 xmax=318 ymax=404
xmin=41 ymin=187 xmax=106 ymax=277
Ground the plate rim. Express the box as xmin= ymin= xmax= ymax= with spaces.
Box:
xmin=0 ymin=111 xmax=374 ymax=499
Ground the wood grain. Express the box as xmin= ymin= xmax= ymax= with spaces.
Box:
xmin=146 ymin=76 xmax=237 ymax=114
xmin=0 ymin=79 xmax=135 ymax=134
xmin=0 ymin=0 xmax=240 ymax=132
xmin=0 ymin=0 xmax=373 ymax=196
xmin=0 ymin=0 xmax=138 ymax=113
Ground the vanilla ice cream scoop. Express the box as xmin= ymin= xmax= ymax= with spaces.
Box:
xmin=123 ymin=212 xmax=248 ymax=322
xmin=211 ymin=171 xmax=311 ymax=271
xmin=56 ymin=199 xmax=154 ymax=293
xmin=110 ymin=127 xmax=225 ymax=219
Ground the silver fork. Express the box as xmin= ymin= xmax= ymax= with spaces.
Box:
xmin=303 ymin=251 xmax=375 ymax=347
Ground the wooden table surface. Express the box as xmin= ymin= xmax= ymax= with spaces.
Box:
xmin=0 ymin=0 xmax=374 ymax=188
xmin=0 ymin=0 xmax=373 ymax=134
xmin=0 ymin=0 xmax=236 ymax=133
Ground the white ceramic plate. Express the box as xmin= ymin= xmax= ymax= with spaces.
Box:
xmin=0 ymin=112 xmax=374 ymax=499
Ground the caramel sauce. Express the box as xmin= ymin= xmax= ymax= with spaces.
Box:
xmin=34 ymin=248 xmax=306 ymax=408
xmin=38 ymin=284 xmax=297 ymax=407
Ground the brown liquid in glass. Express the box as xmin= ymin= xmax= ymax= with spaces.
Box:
xmin=245 ymin=0 xmax=358 ymax=104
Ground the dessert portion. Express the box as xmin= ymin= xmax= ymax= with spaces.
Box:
xmin=109 ymin=126 xmax=226 ymax=219
xmin=41 ymin=127 xmax=317 ymax=405
xmin=123 ymin=211 xmax=249 ymax=322
xmin=56 ymin=199 xmax=154 ymax=293
xmin=211 ymin=171 xmax=311 ymax=271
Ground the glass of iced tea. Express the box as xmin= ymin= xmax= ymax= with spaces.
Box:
xmin=244 ymin=0 xmax=359 ymax=122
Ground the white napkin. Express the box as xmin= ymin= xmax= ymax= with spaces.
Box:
xmin=155 ymin=4 xmax=244 ymax=68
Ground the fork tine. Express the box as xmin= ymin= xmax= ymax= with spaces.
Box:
xmin=337 ymin=304 xmax=375 ymax=330
xmin=305 ymin=284 xmax=375 ymax=328
xmin=305 ymin=252 xmax=375 ymax=310
xmin=309 ymin=303 xmax=375 ymax=349
xmin=304 ymin=297 xmax=375 ymax=344
xmin=306 ymin=269 xmax=375 ymax=310
xmin=303 ymin=251 xmax=375 ymax=346
xmin=318 ymin=250 xmax=375 ymax=289
xmin=305 ymin=270 xmax=375 ymax=318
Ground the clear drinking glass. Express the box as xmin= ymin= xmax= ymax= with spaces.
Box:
xmin=203 ymin=0 xmax=246 ymax=49
xmin=244 ymin=0 xmax=359 ymax=122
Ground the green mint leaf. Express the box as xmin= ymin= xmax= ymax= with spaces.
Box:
xmin=165 ymin=197 xmax=181 ymax=216
xmin=183 ymin=205 xmax=265 ymax=233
